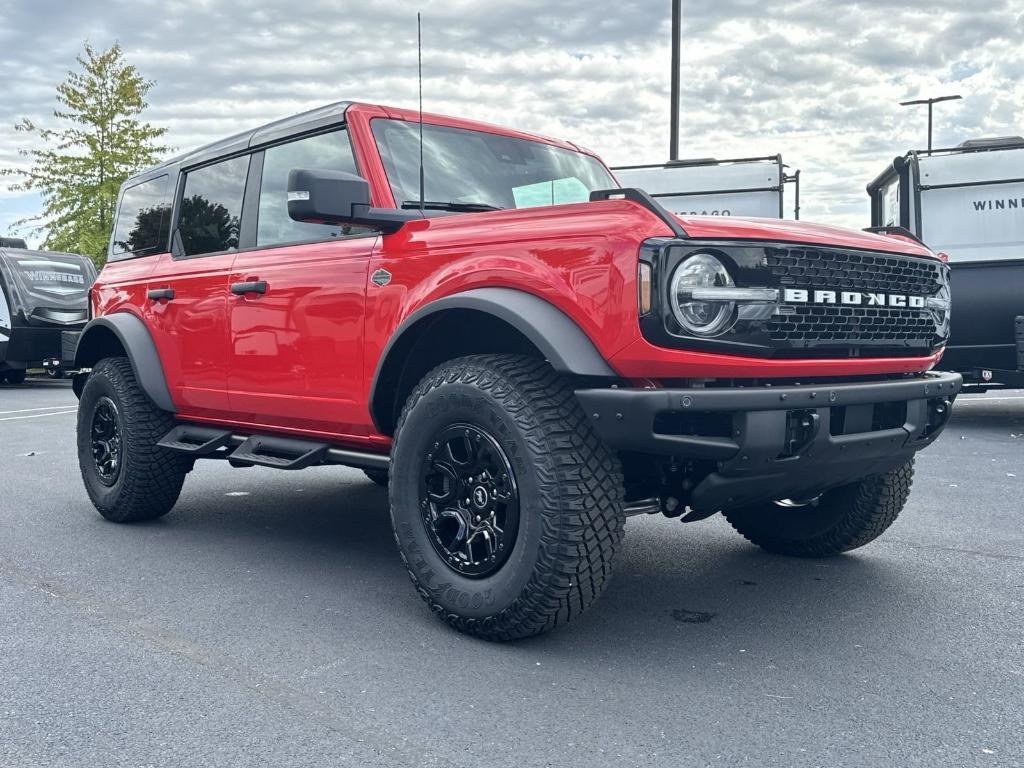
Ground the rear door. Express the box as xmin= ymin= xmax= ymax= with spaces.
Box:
xmin=226 ymin=128 xmax=378 ymax=438
xmin=142 ymin=157 xmax=250 ymax=417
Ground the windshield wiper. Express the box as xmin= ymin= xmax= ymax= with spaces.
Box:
xmin=401 ymin=200 xmax=504 ymax=212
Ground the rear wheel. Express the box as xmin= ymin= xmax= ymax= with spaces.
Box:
xmin=389 ymin=354 xmax=625 ymax=641
xmin=723 ymin=460 xmax=914 ymax=557
xmin=77 ymin=357 xmax=191 ymax=523
xmin=3 ymin=369 xmax=26 ymax=385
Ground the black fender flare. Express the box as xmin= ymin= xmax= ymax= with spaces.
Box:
xmin=74 ymin=314 xmax=176 ymax=412
xmin=369 ymin=287 xmax=615 ymax=431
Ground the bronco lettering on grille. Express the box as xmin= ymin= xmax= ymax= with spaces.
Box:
xmin=782 ymin=288 xmax=926 ymax=309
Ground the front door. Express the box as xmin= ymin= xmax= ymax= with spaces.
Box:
xmin=226 ymin=129 xmax=378 ymax=439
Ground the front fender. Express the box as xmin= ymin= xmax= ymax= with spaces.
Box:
xmin=369 ymin=287 xmax=616 ymax=432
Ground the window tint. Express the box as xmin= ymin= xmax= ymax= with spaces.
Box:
xmin=178 ymin=155 xmax=249 ymax=256
xmin=110 ymin=175 xmax=172 ymax=260
xmin=257 ymin=130 xmax=365 ymax=246
xmin=371 ymin=119 xmax=616 ymax=211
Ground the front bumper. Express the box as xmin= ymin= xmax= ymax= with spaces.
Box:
xmin=576 ymin=371 xmax=962 ymax=512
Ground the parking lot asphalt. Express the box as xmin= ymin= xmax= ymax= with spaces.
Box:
xmin=0 ymin=378 xmax=1021 ymax=768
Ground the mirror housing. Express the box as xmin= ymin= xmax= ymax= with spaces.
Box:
xmin=287 ymin=169 xmax=418 ymax=234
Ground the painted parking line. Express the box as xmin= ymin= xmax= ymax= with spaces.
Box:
xmin=0 ymin=409 xmax=77 ymax=422
xmin=957 ymin=396 xmax=1024 ymax=403
xmin=0 ymin=405 xmax=79 ymax=415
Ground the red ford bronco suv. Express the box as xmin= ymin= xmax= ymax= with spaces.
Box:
xmin=74 ymin=102 xmax=960 ymax=639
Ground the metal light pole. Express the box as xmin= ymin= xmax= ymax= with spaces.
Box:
xmin=899 ymin=94 xmax=962 ymax=154
xmin=669 ymin=0 xmax=681 ymax=160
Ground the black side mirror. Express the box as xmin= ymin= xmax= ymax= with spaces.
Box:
xmin=287 ymin=169 xmax=419 ymax=234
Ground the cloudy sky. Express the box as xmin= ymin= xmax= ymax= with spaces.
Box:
xmin=1 ymin=0 xmax=1022 ymax=245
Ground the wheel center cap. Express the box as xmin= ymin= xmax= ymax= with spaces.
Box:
xmin=472 ymin=485 xmax=489 ymax=509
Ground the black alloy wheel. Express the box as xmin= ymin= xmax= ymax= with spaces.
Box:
xmin=420 ymin=423 xmax=520 ymax=578
xmin=91 ymin=396 xmax=123 ymax=486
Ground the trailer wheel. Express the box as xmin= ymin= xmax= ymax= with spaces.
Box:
xmin=77 ymin=357 xmax=190 ymax=522
xmin=723 ymin=460 xmax=914 ymax=557
xmin=389 ymin=354 xmax=625 ymax=640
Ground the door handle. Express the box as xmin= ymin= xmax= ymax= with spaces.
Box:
xmin=147 ymin=287 xmax=174 ymax=301
xmin=230 ymin=280 xmax=267 ymax=296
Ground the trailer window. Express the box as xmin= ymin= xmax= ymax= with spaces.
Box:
xmin=110 ymin=175 xmax=172 ymax=260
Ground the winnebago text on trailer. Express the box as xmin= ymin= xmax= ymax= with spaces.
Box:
xmin=0 ymin=244 xmax=97 ymax=383
xmin=613 ymin=155 xmax=800 ymax=219
xmin=867 ymin=137 xmax=1024 ymax=389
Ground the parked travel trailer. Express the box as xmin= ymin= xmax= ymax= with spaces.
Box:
xmin=0 ymin=244 xmax=97 ymax=383
xmin=613 ymin=155 xmax=800 ymax=219
xmin=867 ymin=137 xmax=1024 ymax=388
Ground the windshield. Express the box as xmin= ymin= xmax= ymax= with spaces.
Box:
xmin=371 ymin=119 xmax=615 ymax=211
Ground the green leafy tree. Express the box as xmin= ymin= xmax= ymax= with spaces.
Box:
xmin=1 ymin=42 xmax=168 ymax=266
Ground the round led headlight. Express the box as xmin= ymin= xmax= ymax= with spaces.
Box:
xmin=669 ymin=253 xmax=738 ymax=337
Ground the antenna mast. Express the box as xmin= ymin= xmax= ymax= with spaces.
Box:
xmin=417 ymin=13 xmax=425 ymax=212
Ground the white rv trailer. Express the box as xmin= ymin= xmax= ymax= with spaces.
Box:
xmin=867 ymin=137 xmax=1024 ymax=388
xmin=612 ymin=155 xmax=800 ymax=220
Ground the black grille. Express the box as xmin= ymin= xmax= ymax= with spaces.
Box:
xmin=766 ymin=247 xmax=944 ymax=295
xmin=768 ymin=305 xmax=936 ymax=346
xmin=763 ymin=247 xmax=946 ymax=352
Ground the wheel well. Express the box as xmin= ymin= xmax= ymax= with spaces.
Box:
xmin=75 ymin=325 xmax=127 ymax=368
xmin=371 ymin=309 xmax=544 ymax=435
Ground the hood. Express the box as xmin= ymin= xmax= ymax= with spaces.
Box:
xmin=673 ymin=215 xmax=935 ymax=258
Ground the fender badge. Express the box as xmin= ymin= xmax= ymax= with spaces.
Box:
xmin=370 ymin=268 xmax=392 ymax=287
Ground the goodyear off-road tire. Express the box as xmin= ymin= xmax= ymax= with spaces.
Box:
xmin=723 ymin=460 xmax=914 ymax=557
xmin=364 ymin=469 xmax=389 ymax=487
xmin=77 ymin=357 xmax=190 ymax=523
xmin=389 ymin=354 xmax=625 ymax=641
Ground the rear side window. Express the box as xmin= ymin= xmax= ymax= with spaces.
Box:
xmin=257 ymin=130 xmax=364 ymax=247
xmin=178 ymin=155 xmax=249 ymax=257
xmin=110 ymin=175 xmax=172 ymax=260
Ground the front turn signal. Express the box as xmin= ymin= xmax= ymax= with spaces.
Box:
xmin=638 ymin=262 xmax=652 ymax=315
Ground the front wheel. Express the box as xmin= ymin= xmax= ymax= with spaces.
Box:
xmin=723 ymin=460 xmax=914 ymax=557
xmin=389 ymin=354 xmax=625 ymax=641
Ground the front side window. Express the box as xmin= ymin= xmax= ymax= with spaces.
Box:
xmin=371 ymin=119 xmax=616 ymax=211
xmin=257 ymin=130 xmax=366 ymax=247
xmin=110 ymin=175 xmax=172 ymax=260
xmin=178 ymin=155 xmax=249 ymax=257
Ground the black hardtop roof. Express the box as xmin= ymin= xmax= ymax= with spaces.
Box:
xmin=124 ymin=100 xmax=353 ymax=188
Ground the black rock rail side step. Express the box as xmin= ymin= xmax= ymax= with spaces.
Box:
xmin=228 ymin=435 xmax=329 ymax=470
xmin=158 ymin=425 xmax=233 ymax=455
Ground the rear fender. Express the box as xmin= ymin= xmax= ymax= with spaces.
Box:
xmin=74 ymin=315 xmax=175 ymax=412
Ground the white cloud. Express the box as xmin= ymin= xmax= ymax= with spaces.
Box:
xmin=1 ymin=0 xmax=1021 ymax=246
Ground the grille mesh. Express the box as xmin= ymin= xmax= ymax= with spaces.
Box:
xmin=768 ymin=305 xmax=936 ymax=345
xmin=764 ymin=247 xmax=945 ymax=349
xmin=766 ymin=247 xmax=944 ymax=295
